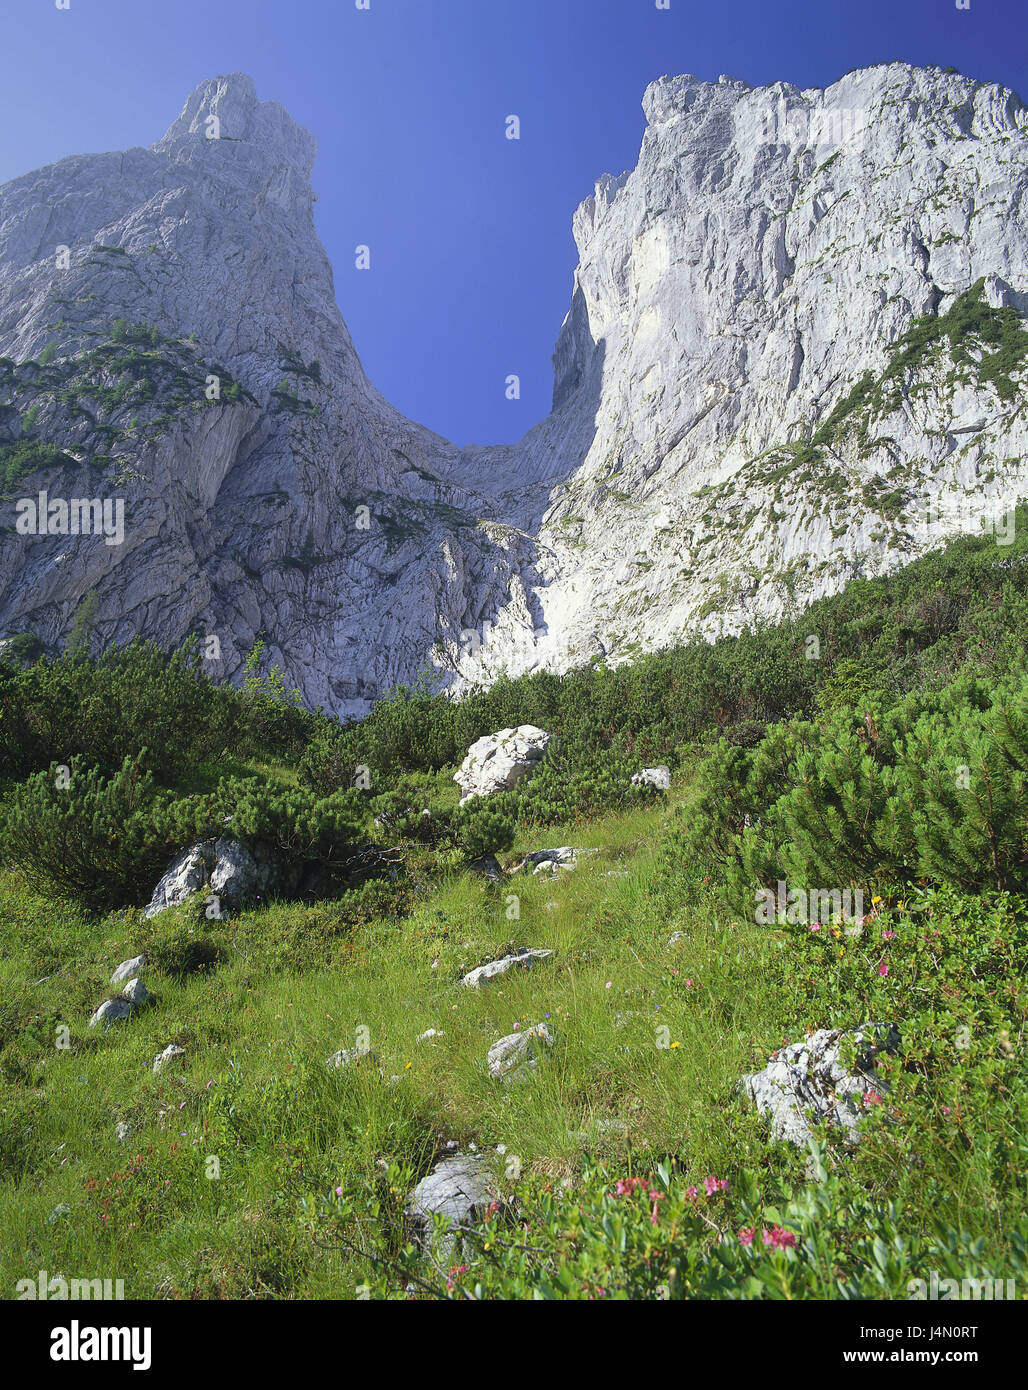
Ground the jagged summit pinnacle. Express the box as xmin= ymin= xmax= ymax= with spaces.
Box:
xmin=152 ymin=73 xmax=317 ymax=181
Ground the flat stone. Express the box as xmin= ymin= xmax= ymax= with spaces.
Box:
xmin=462 ymin=948 xmax=553 ymax=989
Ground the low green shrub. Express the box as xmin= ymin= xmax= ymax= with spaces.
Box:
xmin=322 ymin=1144 xmax=1028 ymax=1299
xmin=0 ymin=755 xmax=196 ymax=908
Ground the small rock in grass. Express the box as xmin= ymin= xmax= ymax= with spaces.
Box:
xmin=120 ymin=977 xmax=149 ymax=1007
xmin=152 ymin=1044 xmax=186 ymax=1075
xmin=462 ymin=948 xmax=552 ymax=989
xmin=488 ymin=1022 xmax=555 ymax=1080
xmin=110 ymin=954 xmax=146 ymax=985
xmin=89 ymin=998 xmax=134 ymax=1028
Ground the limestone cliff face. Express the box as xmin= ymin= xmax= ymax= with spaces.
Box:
xmin=450 ymin=63 xmax=1028 ymax=686
xmin=0 ymin=74 xmax=537 ymax=715
xmin=1 ymin=66 xmax=1026 ymax=711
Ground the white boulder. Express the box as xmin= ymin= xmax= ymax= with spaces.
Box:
xmin=454 ymin=726 xmax=552 ymax=805
xmin=632 ymin=765 xmax=671 ymax=791
xmin=740 ymin=1023 xmax=900 ymax=1146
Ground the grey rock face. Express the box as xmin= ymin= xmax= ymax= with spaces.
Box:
xmin=632 ymin=766 xmax=671 ymax=791
xmin=740 ymin=1023 xmax=900 ymax=1146
xmin=487 ymin=1022 xmax=555 ymax=1080
xmin=452 ymin=65 xmax=1028 ymax=689
xmin=0 ymin=74 xmax=541 ymax=717
xmin=1 ymin=67 xmax=1026 ymax=708
xmin=462 ymin=948 xmax=553 ymax=989
xmin=454 ymin=726 xmax=552 ymax=805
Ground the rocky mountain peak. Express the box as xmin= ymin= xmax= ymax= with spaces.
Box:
xmin=152 ymin=73 xmax=317 ymax=185
xmin=0 ymin=63 xmax=1026 ymax=715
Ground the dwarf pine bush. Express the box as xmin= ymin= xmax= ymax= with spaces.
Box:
xmin=666 ymin=663 xmax=1028 ymax=911
xmin=0 ymin=755 xmax=191 ymax=907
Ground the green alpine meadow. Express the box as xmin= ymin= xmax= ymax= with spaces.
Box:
xmin=2 ymin=515 xmax=1026 ymax=1300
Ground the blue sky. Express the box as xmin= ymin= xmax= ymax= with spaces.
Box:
xmin=1 ymin=0 xmax=1024 ymax=446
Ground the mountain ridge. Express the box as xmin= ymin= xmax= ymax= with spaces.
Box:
xmin=1 ymin=63 xmax=1026 ymax=712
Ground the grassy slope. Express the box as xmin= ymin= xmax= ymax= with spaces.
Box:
xmin=0 ymin=785 xmax=789 ymax=1297
xmin=2 ymin=771 xmax=1023 ymax=1298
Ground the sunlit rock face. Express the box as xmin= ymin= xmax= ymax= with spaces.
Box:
xmin=1 ymin=66 xmax=1026 ymax=712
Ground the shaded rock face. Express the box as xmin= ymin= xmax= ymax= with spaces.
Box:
xmin=454 ymin=726 xmax=552 ymax=804
xmin=0 ymin=74 xmax=544 ymax=717
xmin=740 ymin=1023 xmax=901 ymax=1146
xmin=144 ymin=836 xmax=287 ymax=918
xmin=1 ymin=67 xmax=1027 ymax=711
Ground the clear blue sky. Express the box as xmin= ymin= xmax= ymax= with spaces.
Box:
xmin=1 ymin=0 xmax=1024 ymax=446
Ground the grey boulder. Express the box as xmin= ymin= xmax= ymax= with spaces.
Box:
xmin=740 ymin=1023 xmax=900 ymax=1146
xmin=488 ymin=1022 xmax=555 ymax=1080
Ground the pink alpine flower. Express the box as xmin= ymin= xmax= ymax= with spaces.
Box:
xmin=738 ymin=1227 xmax=755 ymax=1246
xmin=761 ymin=1225 xmax=798 ymax=1250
